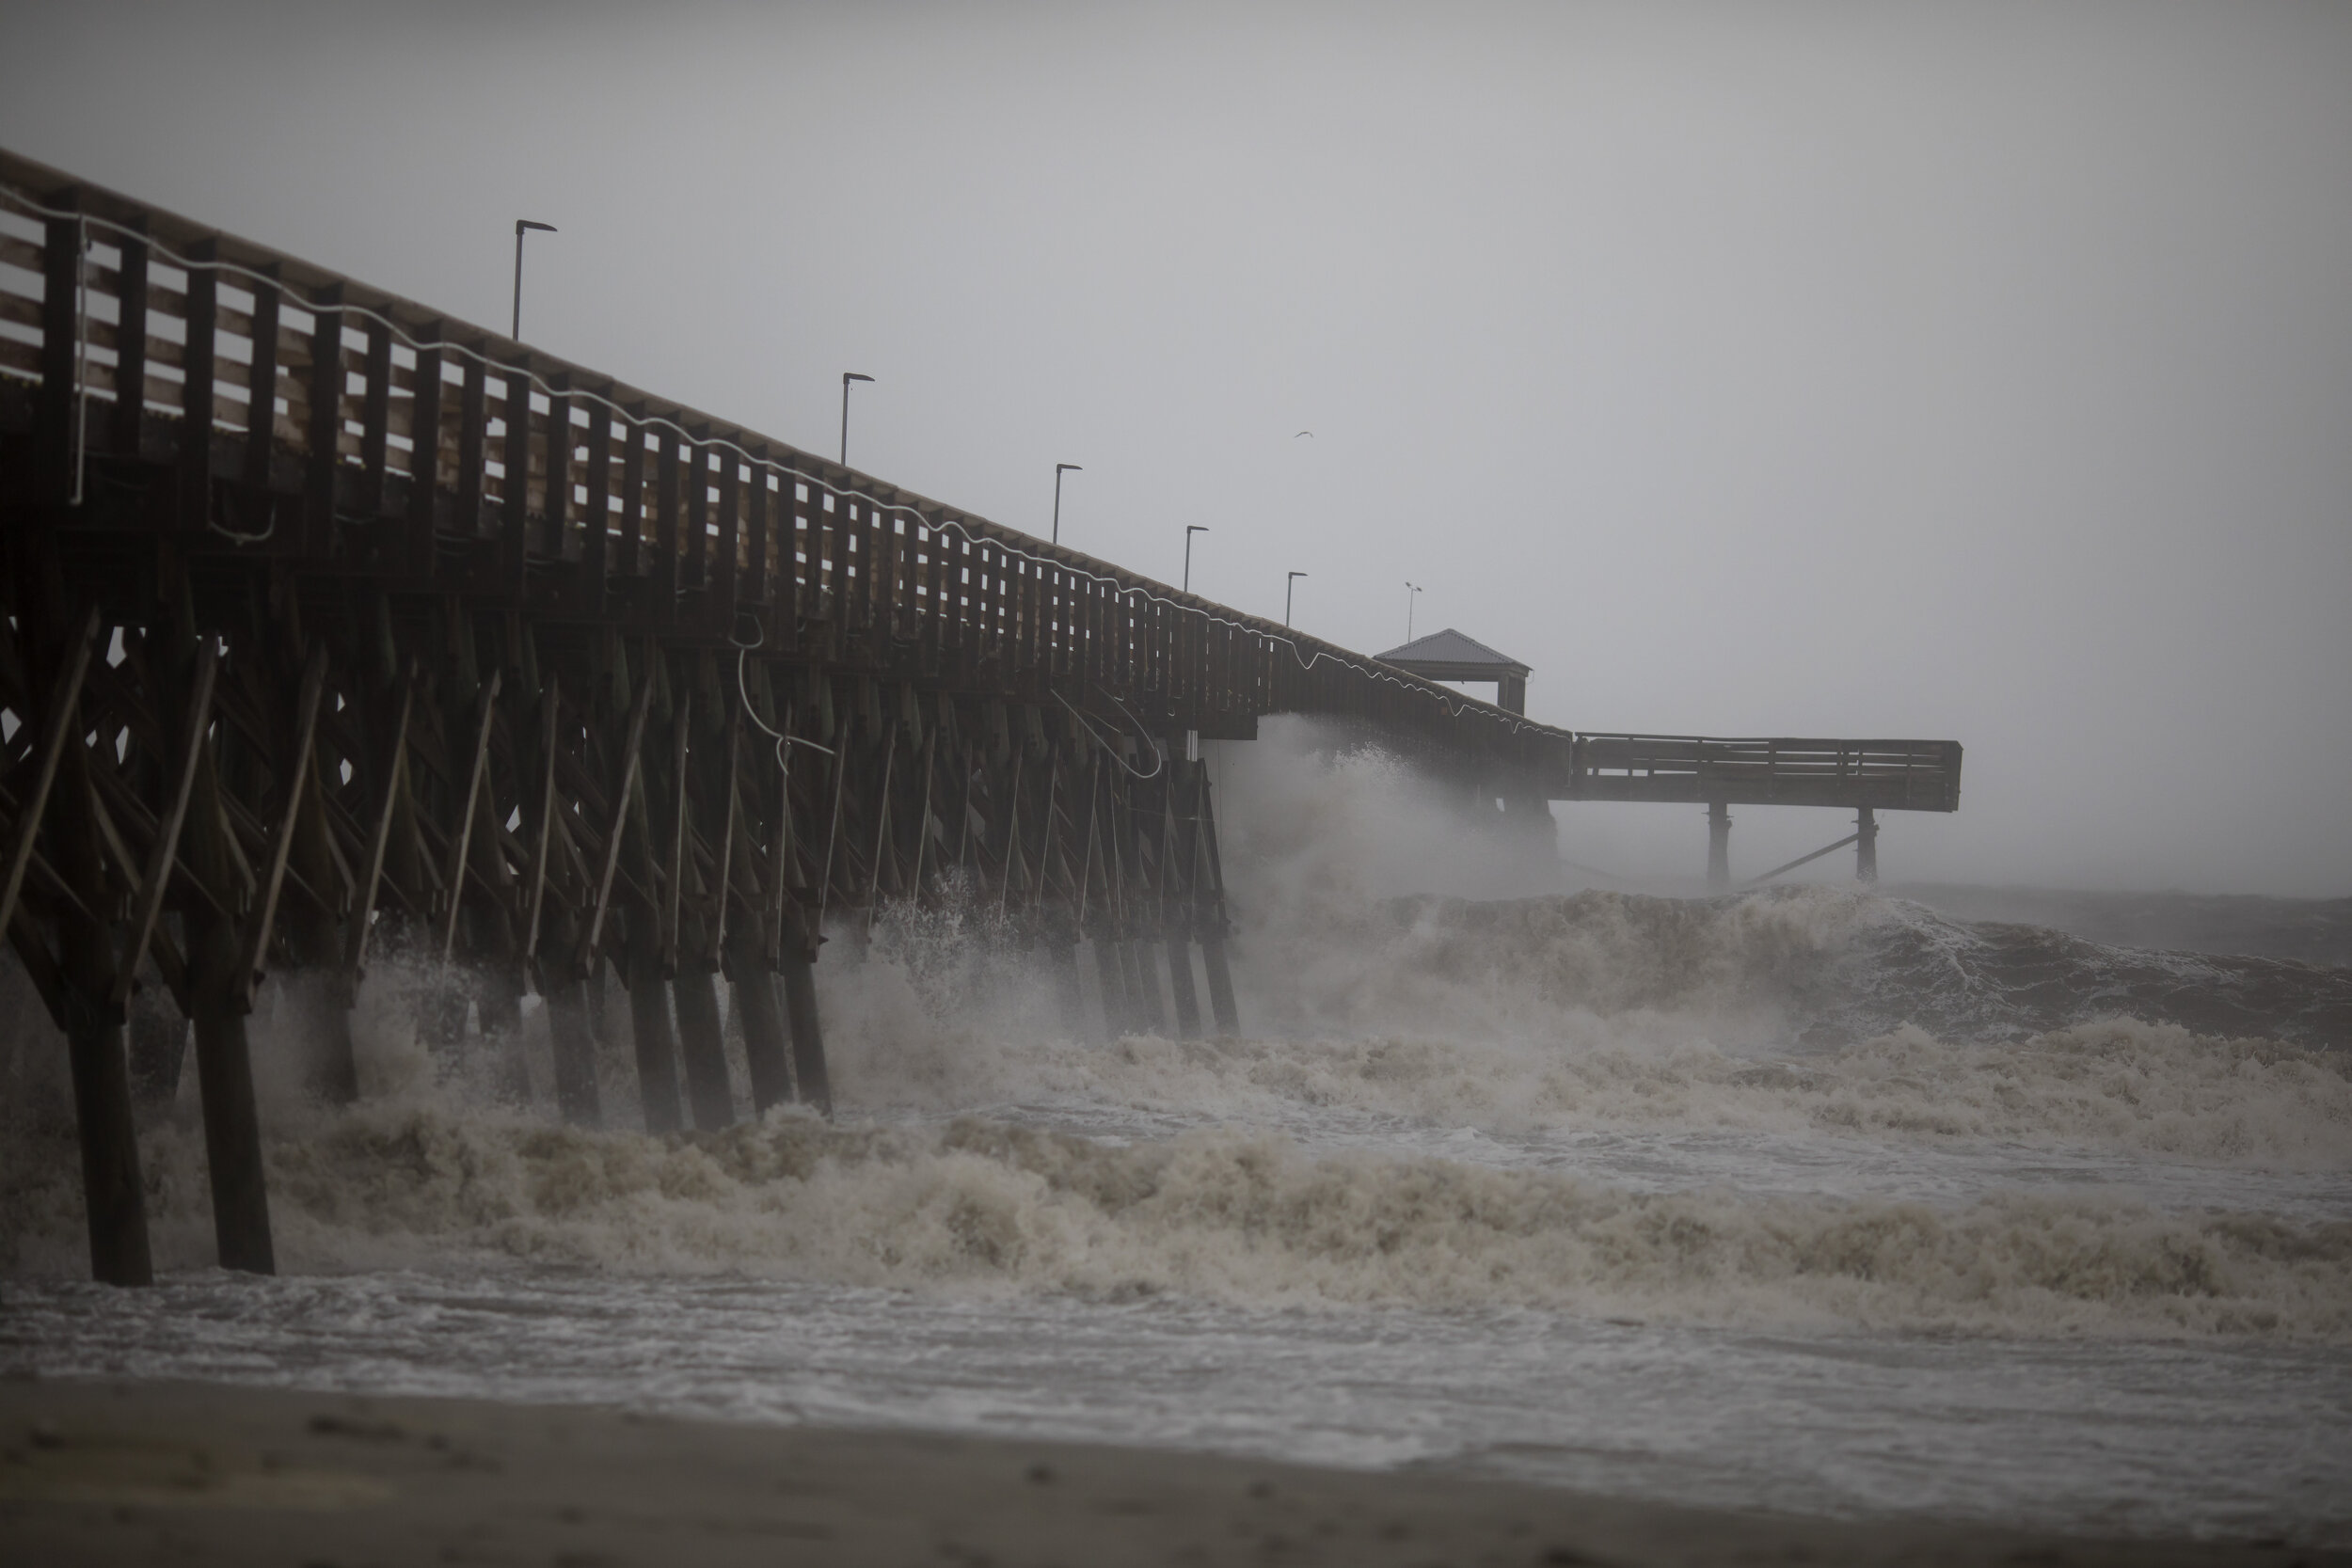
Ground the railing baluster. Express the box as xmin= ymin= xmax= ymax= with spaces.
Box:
xmin=109 ymin=219 xmax=149 ymax=458
xmin=34 ymin=208 xmax=78 ymax=506
xmin=615 ymin=403 xmax=645 ymax=581
xmin=742 ymin=445 xmax=771 ymax=624
xmin=579 ymin=390 xmax=612 ymax=617
xmin=543 ymin=375 xmax=572 ymax=580
xmin=359 ymin=314 xmax=391 ymax=516
xmin=454 ymin=344 xmax=486 ymax=542
xmin=501 ymin=360 xmax=532 ymax=596
xmin=713 ymin=440 xmax=740 ymax=633
xmin=242 ymin=268 xmax=278 ymax=494
xmin=180 ymin=241 xmax=219 ymax=535
xmin=784 ymin=474 xmax=808 ymax=645
xmin=653 ymin=423 xmax=680 ymax=626
xmin=406 ymin=329 xmax=443 ymax=577
xmin=302 ymin=284 xmax=342 ymax=555
xmin=682 ymin=422 xmax=709 ymax=610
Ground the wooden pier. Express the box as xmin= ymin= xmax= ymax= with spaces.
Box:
xmin=0 ymin=149 xmax=1958 ymax=1286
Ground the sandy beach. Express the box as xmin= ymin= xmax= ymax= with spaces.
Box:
xmin=0 ymin=1376 xmax=2335 ymax=1567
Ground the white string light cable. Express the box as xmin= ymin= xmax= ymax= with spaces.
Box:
xmin=726 ymin=610 xmax=833 ymax=771
xmin=1055 ymin=689 xmax=1164 ymax=781
xmin=1107 ymin=691 xmax=1172 ymax=780
xmin=1 ymin=182 xmax=1574 ymax=748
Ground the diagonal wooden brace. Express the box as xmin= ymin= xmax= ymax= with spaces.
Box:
xmin=437 ymin=667 xmax=502 ymax=962
xmin=707 ymin=694 xmax=741 ymax=968
xmin=577 ymin=664 xmax=656 ymax=973
xmin=343 ymin=658 xmax=418 ymax=988
xmin=227 ymin=643 xmax=328 ymax=1014
xmin=0 ymin=603 xmax=101 ymax=945
xmin=520 ymin=674 xmax=563 ymax=990
xmin=110 ymin=636 xmax=219 ymax=1012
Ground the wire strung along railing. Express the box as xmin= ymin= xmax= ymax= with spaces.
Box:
xmin=0 ymin=147 xmax=1565 ymax=1292
xmin=0 ymin=146 xmax=1570 ymax=771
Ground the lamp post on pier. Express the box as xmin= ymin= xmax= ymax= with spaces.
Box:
xmin=1286 ymin=571 xmax=1307 ymax=627
xmin=511 ymin=219 xmax=556 ymax=341
xmin=1405 ymin=581 xmax=1422 ymax=641
xmin=1184 ymin=526 xmax=1208 ymax=592
xmin=838 ymin=372 xmax=874 ymax=467
xmin=1052 ymin=463 xmax=1081 ymax=544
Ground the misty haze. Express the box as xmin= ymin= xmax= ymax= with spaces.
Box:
xmin=0 ymin=4 xmax=2346 ymax=1565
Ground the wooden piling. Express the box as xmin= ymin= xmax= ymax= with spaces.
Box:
xmin=1165 ymin=938 xmax=1201 ymax=1038
xmin=669 ymin=969 xmax=737 ymax=1128
xmin=1707 ymin=800 xmax=1731 ymax=892
xmin=1200 ymin=933 xmax=1240 ymax=1037
xmin=128 ymin=1010 xmax=189 ymax=1108
xmin=188 ymin=982 xmax=276 ymax=1274
xmin=53 ymin=680 xmax=156 ymax=1285
xmin=727 ymin=930 xmax=794 ymax=1117
xmin=1121 ymin=941 xmax=1165 ymax=1036
xmin=1050 ymin=941 xmax=1087 ymax=1038
xmin=543 ymin=966 xmax=603 ymax=1128
xmin=167 ymin=631 xmax=276 ymax=1274
xmin=1856 ymin=805 xmax=1878 ymax=883
xmin=621 ymin=918 xmax=688 ymax=1133
xmin=539 ymin=905 xmax=602 ymax=1127
xmin=1092 ymin=939 xmax=1129 ymax=1040
xmin=778 ymin=951 xmax=831 ymax=1116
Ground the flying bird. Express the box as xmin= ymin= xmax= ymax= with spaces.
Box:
xmin=1295 ymin=430 xmax=1314 ymax=438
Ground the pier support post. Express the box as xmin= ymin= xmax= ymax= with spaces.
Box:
xmin=669 ymin=969 xmax=737 ymax=1129
xmin=1707 ymin=800 xmax=1731 ymax=892
xmin=540 ymin=909 xmax=601 ymax=1127
xmin=728 ymin=930 xmax=794 ymax=1117
xmin=1855 ymin=805 xmax=1878 ymax=883
xmin=543 ymin=969 xmax=602 ymax=1128
xmin=622 ymin=920 xmax=687 ymax=1133
xmin=1049 ymin=940 xmax=1087 ymax=1037
xmin=61 ymin=989 xmax=152 ymax=1287
xmin=128 ymin=1008 xmax=189 ymax=1108
xmin=1092 ymin=938 xmax=1129 ymax=1039
xmin=1200 ymin=931 xmax=1240 ymax=1037
xmin=56 ymin=715 xmax=154 ymax=1285
xmin=779 ymin=949 xmax=832 ymax=1116
xmin=187 ymin=942 xmax=275 ymax=1275
xmin=1165 ymin=936 xmax=1202 ymax=1039
xmin=1122 ymin=942 xmax=1166 ymax=1035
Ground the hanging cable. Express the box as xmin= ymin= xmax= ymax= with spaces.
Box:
xmin=1056 ymin=689 xmax=1163 ymax=781
xmin=727 ymin=610 xmax=831 ymax=770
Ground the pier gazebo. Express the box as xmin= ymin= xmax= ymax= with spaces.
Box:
xmin=1375 ymin=628 xmax=1532 ymax=715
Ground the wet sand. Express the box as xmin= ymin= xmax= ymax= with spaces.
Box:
xmin=0 ymin=1377 xmax=2334 ymax=1566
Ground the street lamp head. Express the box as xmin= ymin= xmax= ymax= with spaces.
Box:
xmin=1057 ymin=462 xmax=1082 ymax=475
xmin=516 ymin=219 xmax=557 ymax=236
xmin=1187 ymin=525 xmax=1208 ymax=536
xmin=843 ymin=372 xmax=874 ymax=386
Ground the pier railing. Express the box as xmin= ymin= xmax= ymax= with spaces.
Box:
xmin=1570 ymin=736 xmax=1962 ymax=811
xmin=0 ymin=148 xmax=1563 ymax=771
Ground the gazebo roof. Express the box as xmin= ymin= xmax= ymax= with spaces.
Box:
xmin=1375 ymin=627 xmax=1531 ymax=680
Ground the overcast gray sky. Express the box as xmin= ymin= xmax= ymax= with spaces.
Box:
xmin=4 ymin=1 xmax=2345 ymax=895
